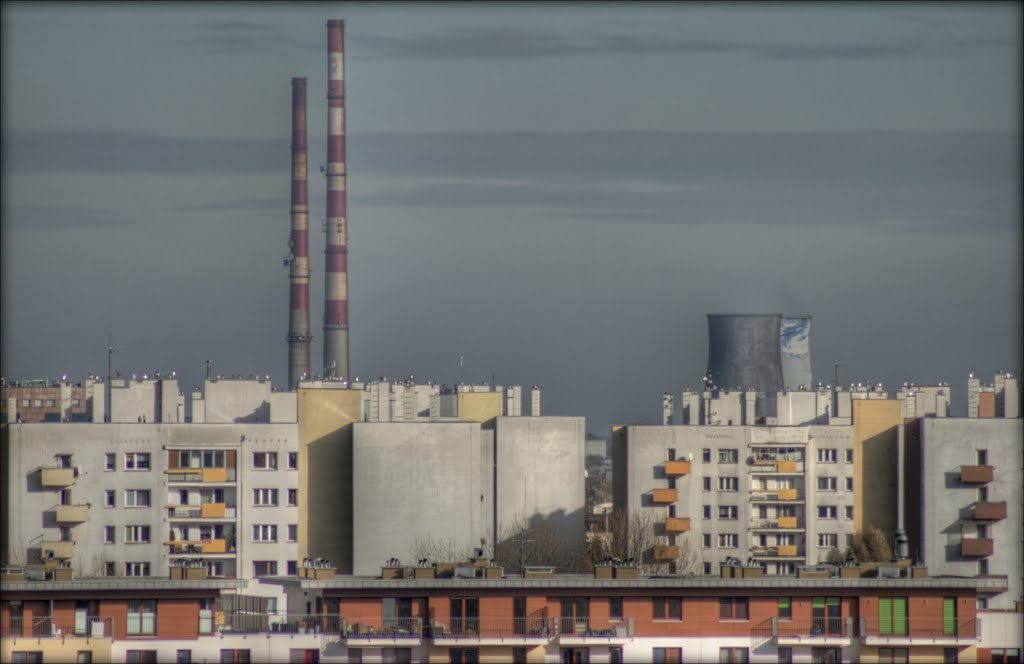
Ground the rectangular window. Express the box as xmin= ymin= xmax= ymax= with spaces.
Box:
xmin=718 ymin=477 xmax=738 ymax=491
xmin=844 ymin=449 xmax=854 ymax=464
xmin=812 ymin=648 xmax=841 ymax=664
xmin=777 ymin=648 xmax=793 ymax=664
xmin=347 ymin=650 xmax=362 ymax=664
xmin=720 ymin=598 xmax=749 ymax=620
xmin=609 ymin=648 xmax=623 ymax=664
xmin=220 ymin=651 xmax=251 ymax=664
xmin=702 ymin=449 xmax=711 ymax=463
xmin=127 ymin=599 xmax=156 ymax=634
xmin=20 ymin=399 xmax=29 ymax=407
xmin=252 ymin=489 xmax=278 ymax=506
xmin=287 ymin=488 xmax=298 ymax=506
xmin=11 ymin=653 xmax=43 ymax=664
xmin=45 ymin=400 xmax=56 ymax=408
xmin=702 ymin=534 xmax=711 ymax=549
xmin=718 ymin=533 xmax=738 ymax=548
xmin=702 ymin=477 xmax=712 ymax=492
xmin=448 ymin=648 xmax=478 ymax=664
xmin=33 ymin=399 xmax=42 ymax=408
xmin=124 ymin=562 xmax=151 ymax=577
xmin=177 ymin=651 xmax=192 ymax=664
xmin=652 ymin=596 xmax=682 ymax=620
xmin=844 ymin=506 xmax=854 ymax=520
xmin=817 ymin=533 xmax=838 ymax=548
xmin=124 ymin=453 xmax=151 ymax=471
xmin=124 ymin=526 xmax=150 ymax=543
xmin=252 ymin=452 xmax=277 ymax=470
xmin=125 ymin=652 xmax=158 ymax=664
xmin=703 ymin=505 xmax=712 ymax=519
xmin=105 ymin=453 xmax=116 ymax=471
xmin=703 ymin=562 xmax=712 ymax=575
xmin=609 ymin=597 xmax=623 ymax=619
xmin=653 ymin=648 xmax=682 ymax=664
xmin=56 ymin=454 xmax=73 ymax=468
xmin=845 ymin=477 xmax=854 ymax=491
xmin=287 ymin=524 xmax=298 ymax=542
xmin=287 ymin=560 xmax=298 ymax=576
xmin=77 ymin=652 xmax=92 ymax=664
xmin=718 ymin=449 xmax=738 ymax=463
xmin=104 ymin=526 xmax=115 ymax=544
xmin=878 ymin=597 xmax=908 ymax=636
xmin=778 ymin=597 xmax=792 ymax=620
xmin=252 ymin=525 xmax=277 ymax=542
xmin=253 ymin=561 xmax=278 ymax=577
xmin=124 ymin=490 xmax=151 ymax=508
xmin=878 ymin=648 xmax=910 ymax=664
xmin=817 ymin=449 xmax=837 ymax=463
xmin=817 ymin=477 xmax=836 ymax=491
xmin=943 ymin=597 xmax=957 ymax=636
xmin=942 ymin=648 xmax=958 ymax=664
xmin=719 ymin=648 xmax=749 ymax=663
xmin=60 ymin=489 xmax=72 ymax=505
xmin=977 ymin=450 xmax=987 ymax=465
xmin=718 ymin=505 xmax=738 ymax=520
xmin=817 ymin=506 xmax=837 ymax=519
xmin=105 ymin=562 xmax=116 ymax=577
xmin=105 ymin=490 xmax=116 ymax=508
xmin=288 ymin=452 xmax=298 ymax=470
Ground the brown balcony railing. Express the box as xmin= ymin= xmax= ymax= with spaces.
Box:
xmin=664 ymin=517 xmax=690 ymax=533
xmin=960 ymin=465 xmax=993 ymax=483
xmin=974 ymin=501 xmax=1007 ymax=521
xmin=961 ymin=538 xmax=993 ymax=557
xmin=651 ymin=488 xmax=678 ymax=504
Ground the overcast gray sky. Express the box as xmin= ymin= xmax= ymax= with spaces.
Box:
xmin=2 ymin=2 xmax=1020 ymax=431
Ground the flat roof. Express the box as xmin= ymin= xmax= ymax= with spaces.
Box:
xmin=0 ymin=577 xmax=248 ymax=592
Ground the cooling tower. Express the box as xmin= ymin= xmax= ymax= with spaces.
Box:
xmin=706 ymin=314 xmax=785 ymax=393
xmin=780 ymin=316 xmax=812 ymax=390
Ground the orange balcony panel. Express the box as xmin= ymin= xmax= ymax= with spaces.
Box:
xmin=201 ymin=503 xmax=226 ymax=518
xmin=960 ymin=466 xmax=993 ymax=483
xmin=777 ymin=545 xmax=799 ymax=557
xmin=651 ymin=489 xmax=678 ymax=504
xmin=201 ymin=538 xmax=227 ymax=553
xmin=653 ymin=545 xmax=680 ymax=561
xmin=974 ymin=502 xmax=1007 ymax=521
xmin=777 ymin=489 xmax=798 ymax=501
xmin=665 ymin=517 xmax=690 ymax=533
xmin=961 ymin=538 xmax=994 ymax=557
xmin=41 ymin=468 xmax=75 ymax=488
xmin=202 ymin=468 xmax=228 ymax=483
xmin=777 ymin=516 xmax=798 ymax=529
xmin=665 ymin=460 xmax=691 ymax=476
xmin=777 ymin=461 xmax=799 ymax=473
xmin=55 ymin=504 xmax=89 ymax=523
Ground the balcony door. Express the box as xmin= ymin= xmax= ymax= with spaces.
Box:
xmin=560 ymin=597 xmax=590 ymax=635
xmin=812 ymin=597 xmax=842 ymax=635
xmin=449 ymin=597 xmax=478 ymax=635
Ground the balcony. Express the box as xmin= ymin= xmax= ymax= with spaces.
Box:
xmin=750 ymin=517 xmax=801 ymax=531
xmin=651 ymin=488 xmax=678 ymax=504
xmin=166 ymin=468 xmax=236 ymax=483
xmin=664 ymin=460 xmax=691 ymax=476
xmin=751 ymin=459 xmax=804 ymax=474
xmin=861 ymin=618 xmax=978 ymax=646
xmin=777 ymin=516 xmax=798 ymax=528
xmin=974 ymin=501 xmax=1007 ymax=521
xmin=166 ymin=538 xmax=232 ymax=555
xmin=40 ymin=468 xmax=75 ymax=488
xmin=751 ymin=488 xmax=800 ymax=502
xmin=336 ymin=617 xmax=423 ymax=646
xmin=653 ymin=545 xmax=680 ymax=560
xmin=41 ymin=540 xmax=74 ymax=559
xmin=960 ymin=465 xmax=993 ymax=484
xmin=556 ymin=616 xmax=633 ymax=644
xmin=961 ymin=538 xmax=993 ymax=557
xmin=431 ymin=617 xmax=554 ymax=645
xmin=751 ymin=545 xmax=801 ymax=558
xmin=55 ymin=504 xmax=89 ymax=523
xmin=664 ymin=517 xmax=690 ymax=534
xmin=0 ymin=615 xmax=113 ymax=640
xmin=765 ymin=617 xmax=852 ymax=645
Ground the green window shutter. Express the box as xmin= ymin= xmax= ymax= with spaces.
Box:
xmin=879 ymin=598 xmax=892 ymax=635
xmin=893 ymin=597 xmax=908 ymax=635
xmin=812 ymin=597 xmax=825 ymax=608
xmin=943 ymin=598 xmax=956 ymax=635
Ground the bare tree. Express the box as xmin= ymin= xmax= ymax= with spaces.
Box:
xmin=493 ymin=514 xmax=585 ymax=574
xmin=601 ymin=509 xmax=701 ymax=576
xmin=408 ymin=535 xmax=473 ymax=565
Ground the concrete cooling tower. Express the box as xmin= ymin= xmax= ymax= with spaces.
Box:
xmin=706 ymin=314 xmax=785 ymax=393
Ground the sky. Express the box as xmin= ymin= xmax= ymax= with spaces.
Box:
xmin=1 ymin=2 xmax=1021 ymax=432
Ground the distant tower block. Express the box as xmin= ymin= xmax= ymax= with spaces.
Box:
xmin=323 ymin=19 xmax=350 ymax=380
xmin=706 ymin=314 xmax=785 ymax=394
xmin=780 ymin=316 xmax=812 ymax=390
xmin=662 ymin=392 xmax=674 ymax=425
xmin=287 ymin=77 xmax=312 ymax=389
xmin=530 ymin=387 xmax=541 ymax=417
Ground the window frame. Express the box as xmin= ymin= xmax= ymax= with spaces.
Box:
xmin=817 ymin=448 xmax=837 ymax=463
xmin=718 ymin=505 xmax=738 ymax=520
xmin=124 ymin=453 xmax=151 ymax=471
xmin=124 ymin=525 xmax=151 ymax=544
xmin=718 ymin=533 xmax=738 ymax=549
xmin=718 ymin=476 xmax=738 ymax=492
xmin=252 ymin=452 xmax=278 ymax=470
xmin=124 ymin=489 xmax=151 ymax=508
xmin=719 ymin=598 xmax=750 ymax=621
xmin=252 ymin=488 xmax=279 ymax=507
xmin=817 ymin=505 xmax=837 ymax=520
xmin=652 ymin=596 xmax=683 ymax=621
xmin=817 ymin=477 xmax=837 ymax=492
xmin=252 ymin=524 xmax=278 ymax=543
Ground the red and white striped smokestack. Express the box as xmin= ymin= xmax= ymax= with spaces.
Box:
xmin=323 ymin=19 xmax=350 ymax=380
xmin=287 ymin=77 xmax=312 ymax=389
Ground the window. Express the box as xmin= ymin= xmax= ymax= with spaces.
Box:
xmin=105 ymin=562 xmax=116 ymax=577
xmin=979 ymin=559 xmax=989 ymax=575
xmin=702 ymin=534 xmax=711 ymax=548
xmin=777 ymin=648 xmax=793 ymax=664
xmin=124 ymin=526 xmax=150 ymax=543
xmin=778 ymin=597 xmax=792 ymax=620
xmin=718 ymin=533 xmax=738 ymax=548
xmin=20 ymin=399 xmax=29 ymax=407
xmin=287 ymin=524 xmax=298 ymax=542
xmin=252 ymin=525 xmax=277 ymax=542
xmin=817 ymin=477 xmax=836 ymax=491
xmin=720 ymin=598 xmax=749 ymax=620
xmin=124 ymin=453 xmax=150 ymax=471
xmin=702 ymin=477 xmax=712 ymax=492
xmin=653 ymin=648 xmax=682 ymax=664
xmin=105 ymin=454 xmax=116 ymax=471
xmin=878 ymin=597 xmax=908 ymax=636
xmin=718 ymin=477 xmax=738 ymax=491
xmin=125 ymin=490 xmax=151 ymax=507
xmin=943 ymin=598 xmax=957 ymax=636
xmin=126 ymin=653 xmax=158 ymax=664
xmin=288 ymin=651 xmax=320 ymax=664
xmin=127 ymin=599 xmax=156 ymax=634
xmin=844 ymin=449 xmax=854 ymax=463
xmin=287 ymin=560 xmax=298 ymax=576
xmin=703 ymin=562 xmax=712 ymax=575
xmin=977 ymin=597 xmax=989 ymax=610
xmin=703 ymin=505 xmax=712 ymax=519
xmin=718 ymin=505 xmax=738 ymax=520
xmin=56 ymin=454 xmax=73 ymax=468
xmin=652 ymin=596 xmax=682 ymax=620
xmin=812 ymin=647 xmax=841 ymax=664
xmin=105 ymin=490 xmax=116 ymax=508
xmin=10 ymin=653 xmax=42 ymax=664
xmin=817 ymin=506 xmax=837 ymax=520
xmin=990 ymin=649 xmax=1021 ymax=664
xmin=125 ymin=562 xmax=150 ymax=577
xmin=977 ymin=450 xmax=988 ymax=465
xmin=702 ymin=449 xmax=711 ymax=463
xmin=844 ymin=506 xmax=854 ymax=520
xmin=104 ymin=526 xmax=115 ymax=544
xmin=71 ymin=399 xmax=81 ymax=407
xmin=252 ymin=488 xmax=278 ymax=506
xmin=33 ymin=399 xmax=42 ymax=408
xmin=347 ymin=650 xmax=362 ymax=664
xmin=817 ymin=533 xmax=838 ymax=548
xmin=449 ymin=648 xmax=478 ymax=664
xmin=878 ymin=649 xmax=909 ymax=664
xmin=609 ymin=648 xmax=623 ymax=664
xmin=817 ymin=449 xmax=837 ymax=463
xmin=253 ymin=561 xmax=278 ymax=577
xmin=609 ymin=597 xmax=623 ymax=619
xmin=60 ymin=489 xmax=72 ymax=505
xmin=560 ymin=649 xmax=588 ymax=664
xmin=287 ymin=488 xmax=298 ymax=506
xmin=77 ymin=652 xmax=92 ymax=664
xmin=45 ymin=399 xmax=55 ymax=407
xmin=177 ymin=651 xmax=192 ymax=664
xmin=718 ymin=449 xmax=738 ymax=463
xmin=719 ymin=648 xmax=749 ymax=663
xmin=845 ymin=477 xmax=854 ymax=491
xmin=220 ymin=651 xmax=251 ymax=664
xmin=288 ymin=452 xmax=298 ymax=470
xmin=252 ymin=452 xmax=277 ymax=470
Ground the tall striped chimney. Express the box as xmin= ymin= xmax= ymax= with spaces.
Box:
xmin=287 ymin=77 xmax=312 ymax=389
xmin=323 ymin=19 xmax=350 ymax=380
